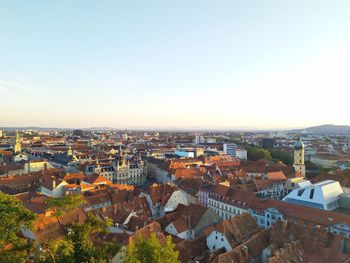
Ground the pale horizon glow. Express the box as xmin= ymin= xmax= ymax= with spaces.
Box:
xmin=1 ymin=1 xmax=350 ymax=129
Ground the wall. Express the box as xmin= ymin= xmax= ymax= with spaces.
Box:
xmin=165 ymin=190 xmax=188 ymax=211
xmin=207 ymin=231 xmax=232 ymax=252
xmin=195 ymin=208 xmax=221 ymax=237
xmin=208 ymin=197 xmax=248 ymax=220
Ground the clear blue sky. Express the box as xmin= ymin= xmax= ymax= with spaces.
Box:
xmin=1 ymin=1 xmax=350 ymax=129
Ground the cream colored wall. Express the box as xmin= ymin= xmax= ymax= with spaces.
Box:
xmin=294 ymin=148 xmax=305 ymax=176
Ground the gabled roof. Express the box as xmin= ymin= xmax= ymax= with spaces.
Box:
xmin=41 ymin=176 xmax=65 ymax=191
xmin=63 ymin=172 xmax=86 ymax=181
xmin=176 ymin=236 xmax=207 ymax=262
xmin=86 ymin=174 xmax=112 ymax=185
xmin=215 ymin=221 xmax=350 ymax=263
xmin=85 ymin=193 xmax=111 ymax=207
xmin=127 ymin=216 xmax=148 ymax=232
xmin=174 ymin=177 xmax=210 ymax=196
xmin=148 ymin=183 xmax=177 ymax=206
xmin=204 ymin=213 xmax=260 ymax=247
xmin=171 ymin=218 xmax=190 ymax=233
xmin=33 ymin=208 xmax=87 ymax=242
xmin=266 ymin=171 xmax=287 ymax=181
xmin=129 ymin=222 xmax=166 ymax=245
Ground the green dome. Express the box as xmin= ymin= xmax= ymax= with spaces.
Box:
xmin=294 ymin=140 xmax=304 ymax=150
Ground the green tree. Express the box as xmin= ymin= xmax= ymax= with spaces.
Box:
xmin=39 ymin=211 xmax=118 ymax=263
xmin=40 ymin=238 xmax=75 ymax=263
xmin=0 ymin=192 xmax=36 ymax=263
xmin=46 ymin=194 xmax=86 ymax=217
xmin=125 ymin=233 xmax=179 ymax=263
xmin=67 ymin=212 xmax=115 ymax=262
xmin=246 ymin=145 xmax=272 ymax=161
xmin=270 ymin=149 xmax=293 ymax=165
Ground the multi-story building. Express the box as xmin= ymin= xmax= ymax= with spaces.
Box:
xmin=282 ymin=180 xmax=343 ymax=210
xmin=112 ymin=151 xmax=147 ymax=186
xmin=194 ymin=134 xmax=205 ymax=145
xmin=235 ymin=148 xmax=247 ymax=160
xmin=203 ymin=183 xmax=350 ymax=238
xmin=87 ymin=149 xmax=147 ymax=186
xmin=223 ymin=143 xmax=237 ymax=158
xmin=206 ymin=186 xmax=251 ymax=220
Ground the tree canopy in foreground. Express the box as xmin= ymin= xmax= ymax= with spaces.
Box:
xmin=125 ymin=232 xmax=179 ymax=263
xmin=0 ymin=191 xmax=36 ymax=263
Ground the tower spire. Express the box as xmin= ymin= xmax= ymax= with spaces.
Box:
xmin=14 ymin=130 xmax=22 ymax=154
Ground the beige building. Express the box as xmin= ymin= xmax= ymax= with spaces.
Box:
xmin=111 ymin=147 xmax=147 ymax=186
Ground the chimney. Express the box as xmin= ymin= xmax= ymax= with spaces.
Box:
xmin=52 ymin=178 xmax=56 ymax=189
xmin=113 ymin=204 xmax=117 ymax=214
xmin=241 ymin=245 xmax=249 ymax=259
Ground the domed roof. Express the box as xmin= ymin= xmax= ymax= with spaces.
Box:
xmin=294 ymin=140 xmax=304 ymax=150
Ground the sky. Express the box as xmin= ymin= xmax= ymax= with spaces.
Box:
xmin=1 ymin=1 xmax=350 ymax=130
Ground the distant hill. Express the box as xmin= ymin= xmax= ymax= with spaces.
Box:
xmin=292 ymin=124 xmax=350 ymax=134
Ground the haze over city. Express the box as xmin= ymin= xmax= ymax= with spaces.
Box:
xmin=1 ymin=0 xmax=350 ymax=129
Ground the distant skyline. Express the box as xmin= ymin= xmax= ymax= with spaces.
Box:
xmin=1 ymin=1 xmax=350 ymax=129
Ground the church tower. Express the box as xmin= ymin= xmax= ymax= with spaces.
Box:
xmin=293 ymin=139 xmax=305 ymax=176
xmin=14 ymin=130 xmax=22 ymax=154
xmin=67 ymin=145 xmax=73 ymax=156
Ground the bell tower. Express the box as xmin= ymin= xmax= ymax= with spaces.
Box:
xmin=293 ymin=138 xmax=305 ymax=176
xmin=14 ymin=130 xmax=22 ymax=154
xmin=67 ymin=145 xmax=73 ymax=156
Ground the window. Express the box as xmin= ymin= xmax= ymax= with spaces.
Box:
xmin=309 ymin=189 xmax=315 ymax=199
xmin=297 ymin=189 xmax=305 ymax=196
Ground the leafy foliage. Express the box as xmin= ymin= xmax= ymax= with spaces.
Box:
xmin=0 ymin=192 xmax=36 ymax=263
xmin=125 ymin=233 xmax=179 ymax=263
xmin=246 ymin=145 xmax=272 ymax=161
xmin=67 ymin=212 xmax=116 ymax=262
xmin=39 ymin=212 xmax=118 ymax=263
xmin=270 ymin=149 xmax=293 ymax=165
xmin=46 ymin=194 xmax=86 ymax=217
xmin=40 ymin=238 xmax=75 ymax=263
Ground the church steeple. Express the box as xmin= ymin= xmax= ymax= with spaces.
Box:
xmin=14 ymin=130 xmax=22 ymax=154
xmin=67 ymin=145 xmax=73 ymax=156
xmin=293 ymin=138 xmax=305 ymax=176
